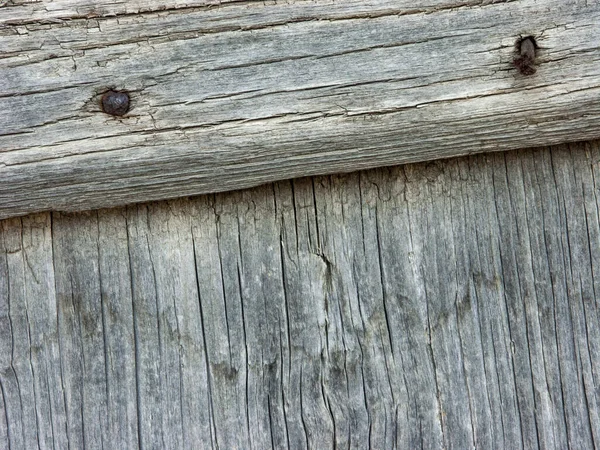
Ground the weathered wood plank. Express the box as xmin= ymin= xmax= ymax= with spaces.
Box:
xmin=2 ymin=0 xmax=600 ymax=219
xmin=2 ymin=141 xmax=600 ymax=448
xmin=125 ymin=204 xmax=213 ymax=448
xmin=0 ymin=214 xmax=68 ymax=449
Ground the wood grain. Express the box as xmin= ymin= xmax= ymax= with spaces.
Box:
xmin=1 ymin=141 xmax=600 ymax=449
xmin=2 ymin=0 xmax=600 ymax=219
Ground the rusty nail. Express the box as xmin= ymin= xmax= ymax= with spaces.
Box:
xmin=514 ymin=36 xmax=537 ymax=76
xmin=101 ymin=90 xmax=130 ymax=116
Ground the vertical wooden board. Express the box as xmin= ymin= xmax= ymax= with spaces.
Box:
xmin=139 ymin=203 xmax=187 ymax=450
xmin=125 ymin=206 xmax=166 ymax=449
xmin=314 ymin=173 xmax=382 ymax=448
xmin=353 ymin=170 xmax=412 ymax=449
xmin=500 ymin=150 xmax=550 ymax=449
xmin=273 ymin=181 xmax=314 ymax=449
xmin=313 ymin=171 xmax=404 ymax=449
xmin=517 ymin=149 xmax=570 ymax=448
xmin=0 ymin=385 xmax=6 ymax=450
xmin=546 ymin=145 xmax=599 ymax=447
xmin=583 ymin=143 xmax=600 ymax=447
xmin=96 ymin=209 xmax=139 ymax=449
xmin=232 ymin=186 xmax=292 ymax=450
xmin=404 ymin=161 xmax=476 ymax=449
xmin=194 ymin=194 xmax=250 ymax=448
xmin=275 ymin=178 xmax=336 ymax=450
xmin=126 ymin=202 xmax=214 ymax=449
xmin=18 ymin=214 xmax=68 ymax=450
xmin=0 ymin=215 xmax=68 ymax=450
xmin=150 ymin=200 xmax=213 ymax=449
xmin=275 ymin=179 xmax=342 ymax=448
xmin=0 ymin=219 xmax=24 ymax=450
xmin=489 ymin=151 xmax=540 ymax=449
xmin=502 ymin=147 xmax=584 ymax=448
xmin=2 ymin=217 xmax=40 ymax=449
xmin=52 ymin=212 xmax=109 ymax=449
xmin=369 ymin=167 xmax=445 ymax=449
xmin=471 ymin=154 xmax=527 ymax=448
xmin=446 ymin=156 xmax=498 ymax=449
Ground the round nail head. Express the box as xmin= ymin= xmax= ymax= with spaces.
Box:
xmin=101 ymin=90 xmax=130 ymax=116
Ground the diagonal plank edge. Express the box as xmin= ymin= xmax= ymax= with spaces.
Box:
xmin=1 ymin=0 xmax=600 ymax=219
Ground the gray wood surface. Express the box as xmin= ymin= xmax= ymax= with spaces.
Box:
xmin=1 ymin=140 xmax=600 ymax=449
xmin=2 ymin=0 xmax=600 ymax=219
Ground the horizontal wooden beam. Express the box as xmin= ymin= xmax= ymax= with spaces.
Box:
xmin=2 ymin=0 xmax=600 ymax=219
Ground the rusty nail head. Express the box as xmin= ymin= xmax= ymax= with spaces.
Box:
xmin=101 ymin=90 xmax=130 ymax=116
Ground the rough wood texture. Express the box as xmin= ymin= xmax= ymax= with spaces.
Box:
xmin=2 ymin=0 xmax=600 ymax=219
xmin=1 ymin=140 xmax=600 ymax=449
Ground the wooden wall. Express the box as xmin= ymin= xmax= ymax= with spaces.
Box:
xmin=2 ymin=141 xmax=600 ymax=449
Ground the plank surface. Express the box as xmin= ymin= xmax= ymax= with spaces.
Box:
xmin=2 ymin=0 xmax=600 ymax=219
xmin=1 ymin=140 xmax=600 ymax=449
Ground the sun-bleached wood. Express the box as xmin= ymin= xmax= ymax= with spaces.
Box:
xmin=1 ymin=141 xmax=600 ymax=449
xmin=1 ymin=0 xmax=600 ymax=219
